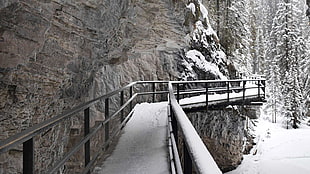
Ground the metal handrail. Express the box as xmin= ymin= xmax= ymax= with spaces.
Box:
xmin=168 ymin=82 xmax=223 ymax=174
xmin=0 ymin=79 xmax=265 ymax=174
xmin=170 ymin=79 xmax=265 ymax=84
xmin=0 ymin=81 xmax=136 ymax=153
xmin=0 ymin=81 xmax=169 ymax=174
xmin=167 ymin=79 xmax=265 ymax=174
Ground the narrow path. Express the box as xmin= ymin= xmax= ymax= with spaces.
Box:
xmin=94 ymin=102 xmax=170 ymax=174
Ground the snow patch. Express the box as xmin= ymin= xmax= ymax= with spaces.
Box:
xmin=199 ymin=1 xmax=209 ymax=22
xmin=184 ymin=49 xmax=227 ymax=80
xmin=187 ymin=3 xmax=196 ymax=16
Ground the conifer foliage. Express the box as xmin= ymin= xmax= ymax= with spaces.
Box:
xmin=263 ymin=0 xmax=308 ymax=128
xmin=185 ymin=0 xmax=309 ymax=128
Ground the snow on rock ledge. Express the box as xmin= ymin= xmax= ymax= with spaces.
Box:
xmin=182 ymin=49 xmax=227 ymax=80
xmin=181 ymin=0 xmax=229 ymax=81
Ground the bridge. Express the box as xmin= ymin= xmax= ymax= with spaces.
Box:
xmin=0 ymin=79 xmax=265 ymax=174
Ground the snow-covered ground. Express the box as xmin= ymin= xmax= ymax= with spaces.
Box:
xmin=226 ymin=117 xmax=310 ymax=174
xmin=94 ymin=102 xmax=169 ymax=174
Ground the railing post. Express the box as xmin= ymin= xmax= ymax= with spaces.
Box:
xmin=120 ymin=91 xmax=124 ymax=122
xmin=130 ymin=86 xmax=133 ymax=110
xmin=262 ymin=80 xmax=265 ymax=99
xmin=183 ymin=142 xmax=192 ymax=174
xmin=243 ymin=81 xmax=246 ymax=101
xmin=105 ymin=98 xmax=110 ymax=147
xmin=152 ymin=82 xmax=155 ymax=103
xmin=177 ymin=83 xmax=180 ymax=103
xmin=171 ymin=106 xmax=178 ymax=145
xmin=23 ymin=138 xmax=34 ymax=174
xmin=84 ymin=107 xmax=90 ymax=174
xmin=227 ymin=81 xmax=230 ymax=103
xmin=205 ymin=82 xmax=208 ymax=110
xmin=258 ymin=80 xmax=261 ymax=98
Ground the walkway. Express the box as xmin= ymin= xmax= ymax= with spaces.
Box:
xmin=94 ymin=102 xmax=170 ymax=174
xmin=180 ymin=83 xmax=264 ymax=109
xmin=0 ymin=79 xmax=265 ymax=174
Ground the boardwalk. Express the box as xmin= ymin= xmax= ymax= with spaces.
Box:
xmin=94 ymin=103 xmax=170 ymax=174
xmin=0 ymin=79 xmax=265 ymax=174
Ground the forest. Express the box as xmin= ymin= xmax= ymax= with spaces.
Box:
xmin=204 ymin=0 xmax=310 ymax=129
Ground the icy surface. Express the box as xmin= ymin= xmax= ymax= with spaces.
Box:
xmin=95 ymin=103 xmax=169 ymax=174
xmin=226 ymin=118 xmax=310 ymax=174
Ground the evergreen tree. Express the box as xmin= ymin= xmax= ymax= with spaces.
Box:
xmin=270 ymin=0 xmax=304 ymax=128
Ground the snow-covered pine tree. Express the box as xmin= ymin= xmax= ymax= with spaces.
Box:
xmin=249 ymin=0 xmax=262 ymax=74
xmin=270 ymin=0 xmax=304 ymax=128
xmin=299 ymin=0 xmax=310 ymax=118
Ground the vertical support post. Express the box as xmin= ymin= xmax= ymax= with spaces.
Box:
xmin=152 ymin=82 xmax=155 ymax=103
xmin=227 ymin=81 xmax=230 ymax=103
xmin=120 ymin=91 xmax=124 ymax=122
xmin=243 ymin=81 xmax=246 ymax=101
xmin=129 ymin=86 xmax=133 ymax=111
xmin=262 ymin=80 xmax=266 ymax=99
xmin=183 ymin=141 xmax=192 ymax=174
xmin=105 ymin=98 xmax=110 ymax=146
xmin=23 ymin=138 xmax=34 ymax=174
xmin=84 ymin=107 xmax=90 ymax=174
xmin=205 ymin=82 xmax=208 ymax=110
xmin=171 ymin=106 xmax=178 ymax=145
xmin=258 ymin=80 xmax=261 ymax=98
xmin=177 ymin=83 xmax=180 ymax=103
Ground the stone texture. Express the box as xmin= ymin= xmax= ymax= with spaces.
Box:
xmin=186 ymin=108 xmax=247 ymax=172
xmin=0 ymin=0 xmax=250 ymax=173
xmin=0 ymin=0 xmax=190 ymax=173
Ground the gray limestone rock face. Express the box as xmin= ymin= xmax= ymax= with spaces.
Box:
xmin=0 ymin=0 xmax=247 ymax=173
xmin=186 ymin=108 xmax=247 ymax=172
xmin=0 ymin=0 xmax=189 ymax=173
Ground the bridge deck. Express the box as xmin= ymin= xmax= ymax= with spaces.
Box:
xmin=180 ymin=84 xmax=264 ymax=110
xmin=94 ymin=102 xmax=169 ymax=174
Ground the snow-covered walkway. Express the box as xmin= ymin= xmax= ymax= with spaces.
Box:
xmin=226 ymin=119 xmax=310 ymax=174
xmin=179 ymin=83 xmax=264 ymax=108
xmin=94 ymin=102 xmax=169 ymax=174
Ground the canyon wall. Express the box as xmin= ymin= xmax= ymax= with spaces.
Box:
xmin=0 ymin=0 xmax=250 ymax=173
xmin=0 ymin=0 xmax=189 ymax=173
xmin=186 ymin=106 xmax=257 ymax=172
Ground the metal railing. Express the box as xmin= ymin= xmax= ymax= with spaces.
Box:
xmin=0 ymin=79 xmax=265 ymax=174
xmin=168 ymin=82 xmax=222 ymax=174
xmin=174 ymin=79 xmax=265 ymax=108
xmin=0 ymin=81 xmax=168 ymax=174
xmin=167 ymin=79 xmax=265 ymax=174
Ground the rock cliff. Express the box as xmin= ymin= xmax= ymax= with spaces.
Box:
xmin=0 ymin=0 xmax=189 ymax=173
xmin=187 ymin=108 xmax=247 ymax=172
xmin=0 ymin=0 xmax=249 ymax=173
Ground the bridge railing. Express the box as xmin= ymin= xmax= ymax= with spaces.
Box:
xmin=167 ymin=79 xmax=265 ymax=174
xmin=168 ymin=82 xmax=222 ymax=174
xmin=0 ymin=81 xmax=168 ymax=174
xmin=0 ymin=79 xmax=265 ymax=174
xmin=174 ymin=79 xmax=265 ymax=107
